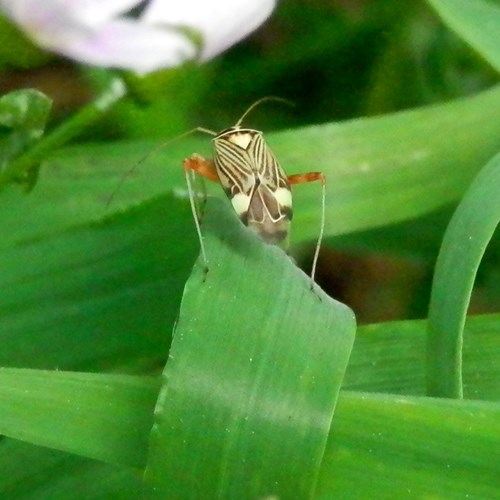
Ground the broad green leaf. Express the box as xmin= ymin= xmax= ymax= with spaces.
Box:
xmin=428 ymin=0 xmax=500 ymax=72
xmin=317 ymin=391 xmax=500 ymax=498
xmin=145 ymin=198 xmax=356 ymax=498
xmin=427 ymin=152 xmax=500 ymax=398
xmin=0 ymin=138 xmax=197 ymax=249
xmin=0 ymin=368 xmax=160 ymax=467
xmin=2 ymin=85 xmax=500 ymax=249
xmin=0 ymin=194 xmax=197 ymax=371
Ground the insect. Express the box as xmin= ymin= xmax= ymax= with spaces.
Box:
xmin=182 ymin=98 xmax=326 ymax=287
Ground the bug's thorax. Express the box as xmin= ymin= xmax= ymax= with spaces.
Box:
xmin=214 ymin=126 xmax=262 ymax=150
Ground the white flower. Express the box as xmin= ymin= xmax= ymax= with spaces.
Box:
xmin=0 ymin=0 xmax=277 ymax=73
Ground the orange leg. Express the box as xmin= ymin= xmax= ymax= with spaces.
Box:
xmin=183 ymin=154 xmax=222 ymax=276
xmin=183 ymin=153 xmax=219 ymax=182
xmin=287 ymin=171 xmax=325 ymax=185
xmin=287 ymin=171 xmax=326 ymax=292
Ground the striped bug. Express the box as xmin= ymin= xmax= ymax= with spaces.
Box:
xmin=183 ymin=98 xmax=326 ymax=286
xmin=108 ymin=98 xmax=326 ymax=286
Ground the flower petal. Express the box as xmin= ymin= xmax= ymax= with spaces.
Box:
xmin=59 ymin=19 xmax=196 ymax=72
xmin=70 ymin=0 xmax=145 ymax=25
xmin=143 ymin=0 xmax=277 ymax=60
xmin=0 ymin=0 xmax=143 ymax=26
xmin=0 ymin=0 xmax=274 ymax=72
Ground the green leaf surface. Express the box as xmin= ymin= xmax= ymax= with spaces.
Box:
xmin=0 ymin=316 xmax=495 ymax=496
xmin=2 ymin=363 xmax=496 ymax=497
xmin=0 ymin=314 xmax=497 ymax=476
xmin=317 ymin=391 xmax=500 ymax=498
xmin=145 ymin=198 xmax=356 ymax=498
xmin=0 ymin=369 xmax=160 ymax=467
xmin=2 ymin=85 xmax=500 ymax=250
xmin=344 ymin=314 xmax=500 ymax=401
xmin=0 ymin=194 xmax=197 ymax=371
xmin=427 ymin=152 xmax=500 ymax=398
xmin=282 ymin=84 xmax=500 ymax=241
xmin=428 ymin=0 xmax=500 ymax=73
xmin=0 ymin=439 xmax=144 ymax=499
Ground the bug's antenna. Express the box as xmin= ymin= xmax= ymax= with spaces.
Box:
xmin=105 ymin=126 xmax=217 ymax=209
xmin=234 ymin=96 xmax=294 ymax=128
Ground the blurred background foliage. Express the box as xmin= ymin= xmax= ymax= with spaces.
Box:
xmin=0 ymin=0 xmax=499 ymax=496
xmin=0 ymin=0 xmax=498 ymax=325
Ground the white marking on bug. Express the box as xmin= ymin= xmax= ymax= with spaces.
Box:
xmin=274 ymin=187 xmax=292 ymax=208
xmin=228 ymin=132 xmax=253 ymax=149
xmin=231 ymin=192 xmax=251 ymax=216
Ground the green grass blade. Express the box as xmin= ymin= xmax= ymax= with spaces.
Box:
xmin=317 ymin=391 xmax=500 ymax=498
xmin=4 ymin=371 xmax=495 ymax=497
xmin=282 ymin=84 xmax=500 ymax=241
xmin=145 ymin=198 xmax=356 ymax=498
xmin=427 ymin=152 xmax=500 ymax=398
xmin=344 ymin=314 xmax=500 ymax=400
xmin=0 ymin=314 xmax=497 ymax=475
xmin=0 ymin=440 xmax=144 ymax=499
xmin=3 ymin=85 xmax=500 ymax=249
xmin=0 ymin=319 xmax=495 ymax=496
xmin=0 ymin=369 xmax=159 ymax=467
xmin=0 ymin=195 xmax=196 ymax=371
xmin=427 ymin=0 xmax=500 ymax=72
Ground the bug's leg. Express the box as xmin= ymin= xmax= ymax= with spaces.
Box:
xmin=183 ymin=154 xmax=219 ymax=274
xmin=287 ymin=172 xmax=326 ymax=289
xmin=184 ymin=154 xmax=219 ymax=182
xmin=187 ymin=168 xmax=205 ymax=222
xmin=184 ymin=154 xmax=218 ymax=219
xmin=107 ymin=127 xmax=217 ymax=209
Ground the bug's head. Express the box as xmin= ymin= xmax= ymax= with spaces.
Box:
xmin=216 ymin=125 xmax=244 ymax=135
xmin=215 ymin=126 xmax=261 ymax=149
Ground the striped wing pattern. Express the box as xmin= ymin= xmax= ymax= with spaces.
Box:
xmin=213 ymin=129 xmax=292 ymax=244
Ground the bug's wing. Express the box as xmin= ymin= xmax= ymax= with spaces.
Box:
xmin=213 ymin=134 xmax=257 ymax=221
xmin=247 ymin=135 xmax=292 ymax=244
xmin=214 ymin=131 xmax=292 ymax=245
xmin=245 ymin=182 xmax=290 ymax=244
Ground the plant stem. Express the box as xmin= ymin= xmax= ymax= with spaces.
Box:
xmin=0 ymin=76 xmax=127 ymax=189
